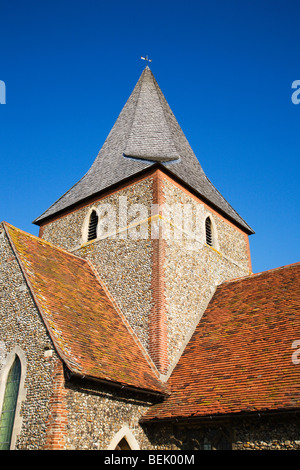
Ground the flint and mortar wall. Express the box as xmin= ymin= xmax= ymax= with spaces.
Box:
xmin=50 ymin=374 xmax=300 ymax=451
xmin=40 ymin=177 xmax=154 ymax=352
xmin=232 ymin=413 xmax=300 ymax=450
xmin=161 ymin=177 xmax=252 ymax=366
xmin=1 ymin=219 xmax=298 ymax=451
xmin=39 ymin=171 xmax=252 ymax=370
xmin=39 ymin=177 xmax=154 ymax=252
xmin=144 ymin=413 xmax=300 ymax=450
xmin=0 ymin=224 xmax=59 ymax=450
xmin=63 ymin=378 xmax=160 ymax=450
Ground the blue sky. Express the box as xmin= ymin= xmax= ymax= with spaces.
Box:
xmin=0 ymin=0 xmax=299 ymax=274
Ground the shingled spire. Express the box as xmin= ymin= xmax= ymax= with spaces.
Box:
xmin=33 ymin=67 xmax=253 ymax=234
xmin=124 ymin=66 xmax=180 ymax=162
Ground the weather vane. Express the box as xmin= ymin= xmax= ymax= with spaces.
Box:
xmin=141 ymin=55 xmax=152 ymax=66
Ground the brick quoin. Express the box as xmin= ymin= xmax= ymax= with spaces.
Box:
xmin=43 ymin=358 xmax=68 ymax=450
xmin=149 ymin=170 xmax=169 ymax=374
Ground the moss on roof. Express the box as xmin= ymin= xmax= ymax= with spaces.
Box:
xmin=5 ymin=222 xmax=167 ymax=395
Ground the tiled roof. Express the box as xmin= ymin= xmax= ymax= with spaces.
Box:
xmin=4 ymin=223 xmax=167 ymax=395
xmin=33 ymin=67 xmax=254 ymax=234
xmin=142 ymin=263 xmax=300 ymax=421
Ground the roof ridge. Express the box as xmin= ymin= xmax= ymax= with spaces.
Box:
xmin=220 ymin=261 xmax=300 ymax=286
xmin=3 ymin=222 xmax=77 ymax=370
xmin=4 ymin=221 xmax=167 ymax=394
xmin=124 ymin=67 xmax=180 ymax=162
xmin=152 ymin=69 xmax=181 ymax=157
xmin=141 ymin=259 xmax=300 ymax=421
xmin=33 ymin=68 xmax=254 ymax=234
xmin=104 ymin=67 xmax=145 ymax=149
xmin=202 ymin=172 xmax=254 ymax=234
xmin=86 ymin=259 xmax=165 ymax=382
xmin=3 ymin=221 xmax=90 ymax=265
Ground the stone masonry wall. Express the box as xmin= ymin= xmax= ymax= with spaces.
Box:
xmin=145 ymin=413 xmax=300 ymax=450
xmin=1 ymin=223 xmax=297 ymax=451
xmin=60 ymin=374 xmax=300 ymax=451
xmin=0 ymin=223 xmax=59 ymax=450
xmin=40 ymin=178 xmax=154 ymax=352
xmin=63 ymin=378 xmax=158 ymax=450
xmin=232 ymin=413 xmax=300 ymax=450
xmin=74 ymin=238 xmax=153 ymax=351
xmin=161 ymin=177 xmax=252 ymax=367
xmin=39 ymin=171 xmax=252 ymax=372
xmin=40 ymin=177 xmax=154 ymax=252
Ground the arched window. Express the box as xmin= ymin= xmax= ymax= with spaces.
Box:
xmin=0 ymin=356 xmax=21 ymax=450
xmin=205 ymin=216 xmax=213 ymax=246
xmin=115 ymin=437 xmax=131 ymax=450
xmin=107 ymin=425 xmax=140 ymax=450
xmin=87 ymin=210 xmax=98 ymax=241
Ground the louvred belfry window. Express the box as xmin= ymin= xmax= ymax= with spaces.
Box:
xmin=205 ymin=217 xmax=213 ymax=246
xmin=88 ymin=210 xmax=98 ymax=241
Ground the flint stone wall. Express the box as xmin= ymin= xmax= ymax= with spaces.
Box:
xmin=40 ymin=178 xmax=154 ymax=252
xmin=144 ymin=413 xmax=300 ymax=450
xmin=39 ymin=175 xmax=252 ymax=368
xmin=1 ymin=217 xmax=298 ymax=451
xmin=62 ymin=377 xmax=300 ymax=450
xmin=0 ymin=223 xmax=58 ymax=450
xmin=40 ymin=179 xmax=154 ymax=351
xmin=64 ymin=378 xmax=159 ymax=450
xmin=161 ymin=178 xmax=251 ymax=366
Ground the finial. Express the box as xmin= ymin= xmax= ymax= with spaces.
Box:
xmin=141 ymin=55 xmax=152 ymax=67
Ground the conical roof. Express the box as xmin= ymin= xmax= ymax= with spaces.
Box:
xmin=33 ymin=67 xmax=254 ymax=234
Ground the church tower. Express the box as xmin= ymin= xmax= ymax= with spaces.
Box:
xmin=33 ymin=66 xmax=254 ymax=374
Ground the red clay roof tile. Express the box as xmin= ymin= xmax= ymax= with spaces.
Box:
xmin=142 ymin=263 xmax=300 ymax=421
xmin=4 ymin=223 xmax=167 ymax=395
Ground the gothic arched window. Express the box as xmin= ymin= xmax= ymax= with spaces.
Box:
xmin=115 ymin=437 xmax=131 ymax=450
xmin=0 ymin=356 xmax=21 ymax=450
xmin=107 ymin=425 xmax=140 ymax=450
xmin=87 ymin=210 xmax=98 ymax=241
